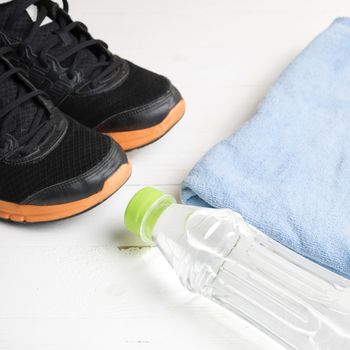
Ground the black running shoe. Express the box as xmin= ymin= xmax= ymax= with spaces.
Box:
xmin=0 ymin=46 xmax=131 ymax=223
xmin=0 ymin=0 xmax=185 ymax=151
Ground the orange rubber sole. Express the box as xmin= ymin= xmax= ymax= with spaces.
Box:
xmin=0 ymin=162 xmax=131 ymax=223
xmin=106 ymin=99 xmax=185 ymax=151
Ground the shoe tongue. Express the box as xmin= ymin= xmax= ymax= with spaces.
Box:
xmin=0 ymin=1 xmax=99 ymax=74
xmin=0 ymin=62 xmax=43 ymax=141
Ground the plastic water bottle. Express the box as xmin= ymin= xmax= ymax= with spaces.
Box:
xmin=124 ymin=187 xmax=350 ymax=350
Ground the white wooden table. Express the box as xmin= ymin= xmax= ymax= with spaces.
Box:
xmin=0 ymin=1 xmax=347 ymax=348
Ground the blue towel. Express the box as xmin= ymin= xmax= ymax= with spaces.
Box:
xmin=182 ymin=18 xmax=350 ymax=279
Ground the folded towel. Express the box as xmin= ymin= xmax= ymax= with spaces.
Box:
xmin=182 ymin=18 xmax=350 ymax=279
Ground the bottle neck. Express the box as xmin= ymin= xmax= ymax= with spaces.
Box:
xmin=139 ymin=194 xmax=176 ymax=244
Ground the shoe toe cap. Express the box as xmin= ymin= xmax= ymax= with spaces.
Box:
xmin=22 ymin=140 xmax=128 ymax=206
xmin=97 ymin=84 xmax=183 ymax=133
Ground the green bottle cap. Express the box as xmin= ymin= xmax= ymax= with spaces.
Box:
xmin=124 ymin=187 xmax=176 ymax=243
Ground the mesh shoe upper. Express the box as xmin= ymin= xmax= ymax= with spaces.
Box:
xmin=0 ymin=117 xmax=112 ymax=203
xmin=0 ymin=47 xmax=120 ymax=204
xmin=0 ymin=0 xmax=177 ymax=131
xmin=60 ymin=62 xmax=171 ymax=128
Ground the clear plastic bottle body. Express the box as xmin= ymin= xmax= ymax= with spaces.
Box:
xmin=151 ymin=204 xmax=350 ymax=350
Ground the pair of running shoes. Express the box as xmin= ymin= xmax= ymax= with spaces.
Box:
xmin=0 ymin=0 xmax=185 ymax=223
